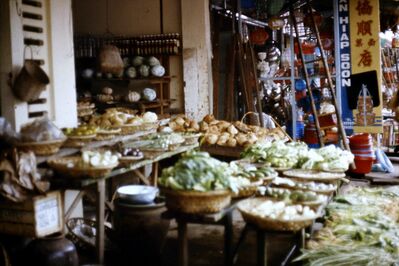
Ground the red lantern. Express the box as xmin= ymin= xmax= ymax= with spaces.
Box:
xmin=250 ymin=28 xmax=269 ymax=45
xmin=303 ymin=12 xmax=323 ymax=28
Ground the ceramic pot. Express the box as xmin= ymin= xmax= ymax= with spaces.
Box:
xmin=24 ymin=233 xmax=78 ymax=266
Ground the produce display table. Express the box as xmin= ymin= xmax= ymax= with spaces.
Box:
xmin=161 ymin=203 xmax=238 ymax=266
xmin=233 ymin=223 xmax=306 ymax=266
xmin=45 ymin=139 xmax=198 ymax=264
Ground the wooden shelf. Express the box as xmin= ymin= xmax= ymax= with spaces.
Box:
xmin=88 ymin=75 xmax=174 ymax=82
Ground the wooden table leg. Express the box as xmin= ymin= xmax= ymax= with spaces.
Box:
xmin=257 ymin=229 xmax=267 ymax=266
xmin=96 ymin=179 xmax=106 ymax=265
xmin=177 ymin=220 xmax=188 ymax=266
xmin=224 ymin=212 xmax=233 ymax=266
xmin=232 ymin=224 xmax=250 ymax=264
xmin=152 ymin=162 xmax=159 ymax=186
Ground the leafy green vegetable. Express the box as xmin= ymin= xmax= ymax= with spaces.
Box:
xmin=158 ymin=150 xmax=233 ymax=192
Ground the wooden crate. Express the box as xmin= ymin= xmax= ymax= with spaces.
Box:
xmin=0 ymin=191 xmax=63 ymax=238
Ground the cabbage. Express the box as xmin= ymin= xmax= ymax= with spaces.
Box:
xmin=147 ymin=56 xmax=160 ymax=66
xmin=132 ymin=56 xmax=144 ymax=67
xmin=139 ymin=65 xmax=150 ymax=77
xmin=151 ymin=65 xmax=165 ymax=77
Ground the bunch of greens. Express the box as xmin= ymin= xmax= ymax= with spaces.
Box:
xmin=241 ymin=141 xmax=308 ymax=168
xmin=300 ymin=145 xmax=354 ymax=172
xmin=158 ymin=150 xmax=233 ymax=192
xmin=241 ymin=141 xmax=354 ymax=172
xmin=296 ymin=187 xmax=399 ymax=265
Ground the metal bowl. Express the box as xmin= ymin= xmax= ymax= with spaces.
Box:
xmin=116 ymin=185 xmax=159 ymax=204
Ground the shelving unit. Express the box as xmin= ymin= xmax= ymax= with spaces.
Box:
xmin=74 ymin=34 xmax=181 ymax=116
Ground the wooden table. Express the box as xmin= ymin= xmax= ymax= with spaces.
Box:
xmin=47 ymin=140 xmax=198 ymax=264
xmin=162 ymin=204 xmax=237 ymax=266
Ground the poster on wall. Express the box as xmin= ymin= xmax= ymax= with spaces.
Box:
xmin=337 ymin=0 xmax=383 ymax=134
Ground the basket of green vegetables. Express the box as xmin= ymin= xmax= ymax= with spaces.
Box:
xmin=158 ymin=150 xmax=233 ymax=214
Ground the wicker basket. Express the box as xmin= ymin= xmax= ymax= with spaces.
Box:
xmin=47 ymin=156 xmax=117 ymax=178
xmin=237 ymin=198 xmax=318 ymax=232
xmin=16 ymin=138 xmax=66 ymax=156
xmin=282 ymin=169 xmax=345 ymax=183
xmin=160 ymin=187 xmax=231 ymax=214
xmin=66 ymin=218 xmax=113 ymax=251
xmin=231 ymin=180 xmax=263 ymax=199
xmin=118 ymin=155 xmax=144 ymax=166
xmin=272 ymin=183 xmax=336 ymax=196
xmin=64 ymin=134 xmax=96 ymax=148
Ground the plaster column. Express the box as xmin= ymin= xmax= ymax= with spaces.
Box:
xmin=181 ymin=0 xmax=213 ymax=120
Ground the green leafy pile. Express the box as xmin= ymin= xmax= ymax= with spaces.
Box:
xmin=241 ymin=141 xmax=354 ymax=171
xmin=241 ymin=141 xmax=308 ymax=168
xmin=296 ymin=187 xmax=399 ymax=266
xmin=158 ymin=150 xmax=232 ymax=191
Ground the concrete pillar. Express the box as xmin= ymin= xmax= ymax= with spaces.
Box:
xmin=181 ymin=0 xmax=213 ymax=120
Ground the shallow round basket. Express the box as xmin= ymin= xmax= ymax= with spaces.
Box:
xmin=237 ymin=198 xmax=318 ymax=232
xmin=283 ymin=169 xmax=346 ymax=183
xmin=95 ymin=128 xmax=121 ymax=140
xmin=160 ymin=187 xmax=231 ymax=214
xmin=16 ymin=138 xmax=66 ymax=156
xmin=111 ymin=124 xmax=141 ymax=135
xmin=66 ymin=218 xmax=113 ymax=251
xmin=273 ymin=183 xmax=336 ymax=196
xmin=118 ymin=155 xmax=144 ymax=166
xmin=47 ymin=156 xmax=118 ymax=178
xmin=64 ymin=134 xmax=96 ymax=148
xmin=231 ymin=180 xmax=263 ymax=199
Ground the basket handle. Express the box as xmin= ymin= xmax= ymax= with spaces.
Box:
xmin=242 ymin=111 xmax=294 ymax=142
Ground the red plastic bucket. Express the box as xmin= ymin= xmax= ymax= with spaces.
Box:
xmin=350 ymin=156 xmax=374 ymax=174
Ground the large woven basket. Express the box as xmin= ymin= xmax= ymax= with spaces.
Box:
xmin=64 ymin=134 xmax=96 ymax=148
xmin=282 ymin=169 xmax=345 ymax=183
xmin=231 ymin=180 xmax=263 ymax=199
xmin=237 ymin=198 xmax=318 ymax=232
xmin=160 ymin=187 xmax=231 ymax=214
xmin=272 ymin=183 xmax=337 ymax=196
xmin=47 ymin=156 xmax=117 ymax=178
xmin=16 ymin=138 xmax=66 ymax=156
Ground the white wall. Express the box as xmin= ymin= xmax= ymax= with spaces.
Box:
xmin=0 ymin=0 xmax=77 ymax=131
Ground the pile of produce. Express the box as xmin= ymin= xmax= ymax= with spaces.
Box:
xmin=89 ymin=110 xmax=157 ymax=128
xmin=259 ymin=187 xmax=328 ymax=205
xmin=81 ymin=151 xmax=119 ymax=167
xmin=296 ymin=187 xmax=399 ymax=265
xmin=245 ymin=200 xmax=318 ymax=221
xmin=167 ymin=115 xmax=200 ymax=132
xmin=230 ymin=162 xmax=277 ymax=182
xmin=242 ymin=141 xmax=307 ymax=168
xmin=242 ymin=141 xmax=354 ymax=172
xmin=271 ymin=177 xmax=337 ymax=194
xmin=63 ymin=125 xmax=98 ymax=137
xmin=200 ymin=114 xmax=286 ymax=148
xmin=158 ymin=150 xmax=233 ymax=192
xmin=142 ymin=132 xmax=185 ymax=150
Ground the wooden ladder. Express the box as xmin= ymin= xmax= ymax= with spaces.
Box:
xmin=289 ymin=0 xmax=350 ymax=151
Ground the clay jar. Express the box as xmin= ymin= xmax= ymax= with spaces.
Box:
xmin=24 ymin=233 xmax=79 ymax=266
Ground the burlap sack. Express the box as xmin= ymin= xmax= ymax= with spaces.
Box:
xmin=98 ymin=45 xmax=124 ymax=76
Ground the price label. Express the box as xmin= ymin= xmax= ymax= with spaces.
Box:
xmin=35 ymin=197 xmax=59 ymax=232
